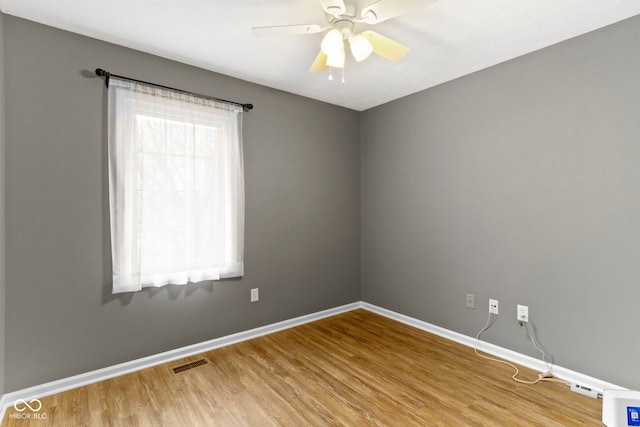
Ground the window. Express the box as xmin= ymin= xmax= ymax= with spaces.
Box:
xmin=108 ymin=78 xmax=244 ymax=293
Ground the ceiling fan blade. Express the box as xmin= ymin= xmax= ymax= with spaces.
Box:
xmin=362 ymin=31 xmax=410 ymax=62
xmin=309 ymin=51 xmax=330 ymax=72
xmin=361 ymin=0 xmax=437 ymax=24
xmin=319 ymin=0 xmax=346 ymax=16
xmin=252 ymin=24 xmax=325 ymax=37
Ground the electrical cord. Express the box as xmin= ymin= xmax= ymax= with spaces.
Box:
xmin=474 ymin=311 xmax=570 ymax=386
xmin=519 ymin=320 xmax=553 ymax=374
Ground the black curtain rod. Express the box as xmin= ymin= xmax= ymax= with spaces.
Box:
xmin=95 ymin=68 xmax=253 ymax=112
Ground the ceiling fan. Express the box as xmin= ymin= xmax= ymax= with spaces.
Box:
xmin=252 ymin=0 xmax=437 ymax=79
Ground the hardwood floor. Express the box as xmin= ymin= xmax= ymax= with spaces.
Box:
xmin=2 ymin=309 xmax=602 ymax=426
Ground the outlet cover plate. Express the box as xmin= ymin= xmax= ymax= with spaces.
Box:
xmin=250 ymin=288 xmax=259 ymax=302
xmin=489 ymin=299 xmax=499 ymax=315
xmin=517 ymin=304 xmax=529 ymax=322
xmin=466 ymin=294 xmax=475 ymax=309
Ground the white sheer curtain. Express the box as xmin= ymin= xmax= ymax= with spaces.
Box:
xmin=108 ymin=77 xmax=244 ymax=293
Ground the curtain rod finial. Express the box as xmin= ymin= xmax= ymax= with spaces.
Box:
xmin=95 ymin=68 xmax=110 ymax=88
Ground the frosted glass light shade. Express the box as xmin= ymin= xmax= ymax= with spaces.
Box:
xmin=326 ymin=47 xmax=345 ymax=68
xmin=349 ymin=33 xmax=373 ymax=62
xmin=321 ymin=29 xmax=344 ymax=56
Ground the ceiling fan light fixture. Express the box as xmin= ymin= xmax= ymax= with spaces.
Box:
xmin=326 ymin=47 xmax=345 ymax=68
xmin=320 ymin=29 xmax=344 ymax=56
xmin=349 ymin=33 xmax=373 ymax=62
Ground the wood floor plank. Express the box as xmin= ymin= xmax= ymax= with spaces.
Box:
xmin=2 ymin=309 xmax=603 ymax=426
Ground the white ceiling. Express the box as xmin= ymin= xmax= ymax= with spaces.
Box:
xmin=1 ymin=0 xmax=640 ymax=111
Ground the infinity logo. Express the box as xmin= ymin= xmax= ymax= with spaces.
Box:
xmin=14 ymin=398 xmax=43 ymax=412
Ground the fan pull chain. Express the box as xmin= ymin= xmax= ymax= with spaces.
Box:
xmin=328 ymin=67 xmax=334 ymax=81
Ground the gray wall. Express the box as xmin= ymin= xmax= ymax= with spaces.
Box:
xmin=361 ymin=15 xmax=640 ymax=390
xmin=3 ymin=10 xmax=640 ymax=396
xmin=0 ymin=11 xmax=6 ymax=397
xmin=3 ymin=16 xmax=360 ymax=392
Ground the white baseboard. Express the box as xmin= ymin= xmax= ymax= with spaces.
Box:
xmin=361 ymin=302 xmax=624 ymax=394
xmin=0 ymin=300 xmax=622 ymax=418
xmin=0 ymin=302 xmax=360 ymax=413
xmin=0 ymin=395 xmax=6 ymax=425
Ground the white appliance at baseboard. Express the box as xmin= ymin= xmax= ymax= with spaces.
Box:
xmin=603 ymin=389 xmax=640 ymax=427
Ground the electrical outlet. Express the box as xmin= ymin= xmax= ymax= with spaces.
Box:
xmin=250 ymin=288 xmax=259 ymax=302
xmin=466 ymin=294 xmax=475 ymax=309
xmin=489 ymin=299 xmax=499 ymax=315
xmin=517 ymin=304 xmax=529 ymax=322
